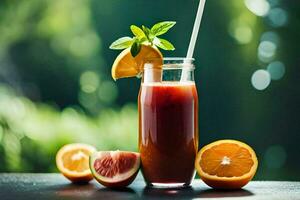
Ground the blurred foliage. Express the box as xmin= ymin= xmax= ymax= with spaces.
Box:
xmin=0 ymin=0 xmax=299 ymax=180
xmin=0 ymin=0 xmax=113 ymax=112
xmin=0 ymin=84 xmax=137 ymax=172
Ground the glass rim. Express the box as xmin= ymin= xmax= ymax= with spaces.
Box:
xmin=163 ymin=57 xmax=195 ymax=62
xmin=144 ymin=57 xmax=195 ymax=61
xmin=144 ymin=57 xmax=195 ymax=70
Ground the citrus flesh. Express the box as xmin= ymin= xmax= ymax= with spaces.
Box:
xmin=195 ymin=140 xmax=258 ymax=189
xmin=111 ymin=45 xmax=163 ymax=80
xmin=56 ymin=143 xmax=96 ymax=183
xmin=90 ymin=151 xmax=140 ymax=187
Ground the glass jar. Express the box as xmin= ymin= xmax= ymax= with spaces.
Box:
xmin=138 ymin=58 xmax=198 ymax=188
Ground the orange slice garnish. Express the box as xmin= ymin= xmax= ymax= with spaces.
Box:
xmin=195 ymin=140 xmax=258 ymax=189
xmin=111 ymin=45 xmax=163 ymax=80
xmin=56 ymin=143 xmax=96 ymax=183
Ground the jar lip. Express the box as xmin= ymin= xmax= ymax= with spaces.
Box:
xmin=164 ymin=57 xmax=194 ymax=69
xmin=144 ymin=57 xmax=195 ymax=62
xmin=144 ymin=57 xmax=195 ymax=69
xmin=164 ymin=57 xmax=195 ymax=62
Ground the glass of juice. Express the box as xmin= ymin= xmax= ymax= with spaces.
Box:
xmin=138 ymin=58 xmax=198 ymax=188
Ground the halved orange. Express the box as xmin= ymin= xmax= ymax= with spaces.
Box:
xmin=195 ymin=140 xmax=258 ymax=189
xmin=111 ymin=45 xmax=163 ymax=80
xmin=56 ymin=143 xmax=96 ymax=183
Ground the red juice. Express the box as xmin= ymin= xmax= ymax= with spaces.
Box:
xmin=138 ymin=81 xmax=198 ymax=186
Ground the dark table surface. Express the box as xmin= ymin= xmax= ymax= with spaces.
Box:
xmin=0 ymin=173 xmax=299 ymax=200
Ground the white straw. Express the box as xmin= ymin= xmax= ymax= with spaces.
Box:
xmin=181 ymin=0 xmax=206 ymax=82
xmin=186 ymin=0 xmax=206 ymax=58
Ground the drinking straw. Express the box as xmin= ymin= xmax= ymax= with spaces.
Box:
xmin=181 ymin=0 xmax=206 ymax=81
xmin=187 ymin=0 xmax=206 ymax=58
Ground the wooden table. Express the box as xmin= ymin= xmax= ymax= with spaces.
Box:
xmin=0 ymin=173 xmax=299 ymax=200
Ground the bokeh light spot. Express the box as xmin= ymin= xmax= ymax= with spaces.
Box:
xmin=234 ymin=26 xmax=253 ymax=44
xmin=268 ymin=0 xmax=280 ymax=7
xmin=258 ymin=41 xmax=277 ymax=63
xmin=267 ymin=8 xmax=288 ymax=27
xmin=261 ymin=31 xmax=280 ymax=45
xmin=251 ymin=69 xmax=271 ymax=90
xmin=78 ymin=91 xmax=98 ymax=109
xmin=80 ymin=71 xmax=100 ymax=93
xmin=228 ymin=19 xmax=253 ymax=44
xmin=264 ymin=145 xmax=287 ymax=169
xmin=98 ymin=81 xmax=118 ymax=103
xmin=267 ymin=61 xmax=285 ymax=80
xmin=69 ymin=32 xmax=100 ymax=57
xmin=244 ymin=0 xmax=270 ymax=16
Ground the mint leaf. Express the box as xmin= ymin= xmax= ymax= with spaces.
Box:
xmin=142 ymin=25 xmax=155 ymax=43
xmin=109 ymin=37 xmax=133 ymax=49
xmin=142 ymin=25 xmax=150 ymax=35
xmin=139 ymin=37 xmax=148 ymax=44
xmin=155 ymin=38 xmax=175 ymax=50
xmin=151 ymin=21 xmax=176 ymax=36
xmin=130 ymin=40 xmax=141 ymax=57
xmin=130 ymin=25 xmax=145 ymax=39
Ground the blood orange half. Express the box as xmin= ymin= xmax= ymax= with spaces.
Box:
xmin=90 ymin=151 xmax=140 ymax=188
xmin=195 ymin=140 xmax=258 ymax=189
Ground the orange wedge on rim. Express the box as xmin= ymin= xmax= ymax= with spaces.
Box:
xmin=111 ymin=45 xmax=163 ymax=80
xmin=195 ymin=140 xmax=258 ymax=189
xmin=56 ymin=143 xmax=96 ymax=183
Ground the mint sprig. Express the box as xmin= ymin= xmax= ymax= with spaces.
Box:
xmin=109 ymin=37 xmax=134 ymax=50
xmin=151 ymin=21 xmax=176 ymax=36
xmin=110 ymin=21 xmax=176 ymax=57
xmin=130 ymin=25 xmax=145 ymax=39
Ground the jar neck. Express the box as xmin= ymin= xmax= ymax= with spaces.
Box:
xmin=142 ymin=58 xmax=195 ymax=83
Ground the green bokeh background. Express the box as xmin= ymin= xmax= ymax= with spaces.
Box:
xmin=0 ymin=0 xmax=299 ymax=180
